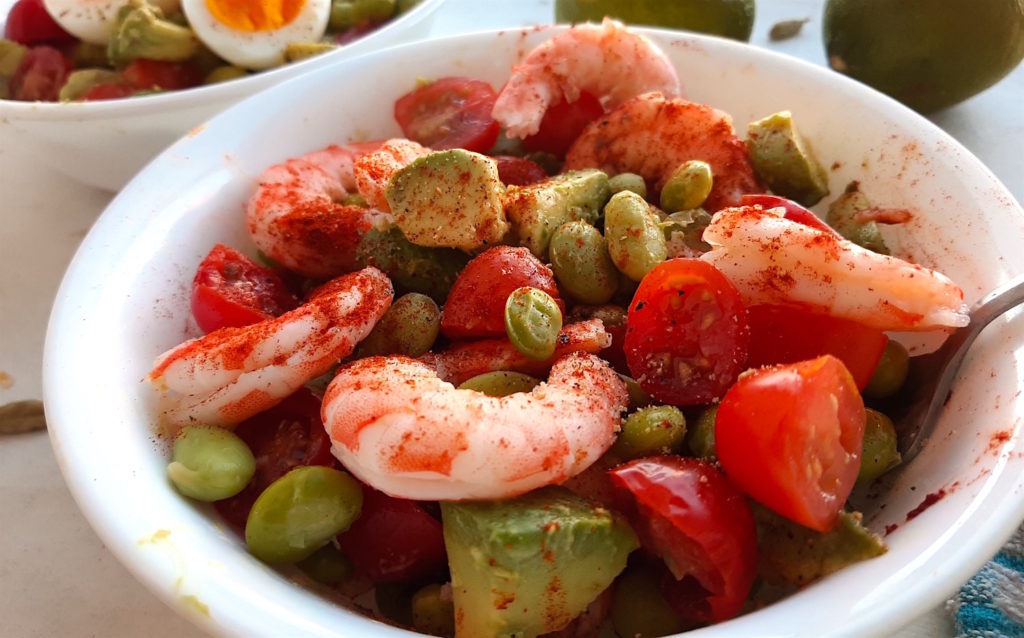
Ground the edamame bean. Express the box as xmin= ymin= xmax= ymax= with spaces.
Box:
xmin=204 ymin=65 xmax=248 ymax=84
xmin=864 ymin=339 xmax=909 ymax=398
xmin=376 ymin=582 xmax=416 ymax=626
xmin=608 ymin=172 xmax=647 ymax=198
xmin=412 ymin=583 xmax=455 ymax=636
xmin=297 ymin=543 xmax=353 ymax=586
xmin=167 ymin=425 xmax=255 ymax=502
xmin=611 ymin=405 xmax=687 ymax=460
xmin=610 ymin=564 xmax=686 ymax=638
xmin=330 ymin=0 xmax=396 ymax=30
xmin=660 ymin=160 xmax=713 ymax=212
xmin=604 ymin=191 xmax=668 ymax=282
xmin=617 ymin=374 xmax=654 ymax=411
xmin=245 ymin=466 xmax=363 ymax=564
xmin=687 ymin=405 xmax=718 ymax=459
xmin=356 ymin=292 xmax=441 ymax=358
xmin=504 ymin=287 xmax=563 ymax=360
xmin=857 ymin=408 xmax=901 ymax=485
xmin=458 ymin=371 xmax=541 ymax=397
xmin=548 ymin=221 xmax=619 ymax=304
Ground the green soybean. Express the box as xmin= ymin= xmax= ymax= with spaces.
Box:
xmin=548 ymin=221 xmax=619 ymax=304
xmin=687 ymin=405 xmax=718 ymax=460
xmin=660 ymin=160 xmax=713 ymax=212
xmin=618 ymin=374 xmax=654 ymax=411
xmin=376 ymin=582 xmax=416 ymax=626
xmin=504 ymin=287 xmax=563 ymax=361
xmin=611 ymin=405 xmax=687 ymax=460
xmin=331 ymin=0 xmax=396 ymax=30
xmin=610 ymin=564 xmax=686 ymax=638
xmin=204 ymin=65 xmax=248 ymax=84
xmin=857 ymin=409 xmax=901 ymax=485
xmin=245 ymin=466 xmax=363 ymax=564
xmin=412 ymin=584 xmax=455 ymax=636
xmin=604 ymin=190 xmax=668 ymax=282
xmin=167 ymin=425 xmax=255 ymax=502
xmin=297 ymin=542 xmax=353 ymax=586
xmin=356 ymin=292 xmax=441 ymax=358
xmin=458 ymin=371 xmax=541 ymax=397
xmin=607 ymin=172 xmax=647 ymax=198
xmin=864 ymin=339 xmax=910 ymax=399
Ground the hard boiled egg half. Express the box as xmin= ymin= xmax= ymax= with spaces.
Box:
xmin=183 ymin=0 xmax=330 ymax=70
xmin=44 ymin=0 xmax=182 ymax=44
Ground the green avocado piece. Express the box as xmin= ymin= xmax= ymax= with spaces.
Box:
xmin=755 ymin=507 xmax=887 ymax=588
xmin=503 ymin=169 xmax=612 ymax=259
xmin=441 ymin=486 xmax=637 ymax=638
xmin=746 ymin=111 xmax=830 ymax=207
xmin=59 ymin=69 xmax=124 ymax=101
xmin=826 ymin=181 xmax=891 ymax=254
xmin=107 ymin=0 xmax=199 ymax=66
xmin=0 ymin=39 xmax=27 ymax=77
xmin=386 ymin=149 xmax=508 ymax=252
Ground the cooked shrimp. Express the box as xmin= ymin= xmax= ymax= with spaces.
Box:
xmin=322 ymin=352 xmax=628 ymax=500
xmin=701 ymin=205 xmax=968 ymax=331
xmin=420 ymin=318 xmax=612 ymax=386
xmin=565 ymin=92 xmax=761 ymax=211
xmin=148 ymin=267 xmax=393 ymax=430
xmin=353 ymin=138 xmax=431 ymax=211
xmin=246 ymin=143 xmax=393 ymax=280
xmin=492 ymin=18 xmax=682 ymax=138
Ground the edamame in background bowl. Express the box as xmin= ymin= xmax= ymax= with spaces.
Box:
xmin=44 ymin=21 xmax=1024 ymax=638
xmin=0 ymin=0 xmax=445 ymax=191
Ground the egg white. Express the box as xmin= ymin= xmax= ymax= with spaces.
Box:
xmin=182 ymin=0 xmax=330 ymax=70
xmin=43 ymin=0 xmax=182 ymax=45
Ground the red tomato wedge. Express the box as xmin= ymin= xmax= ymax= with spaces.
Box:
xmin=440 ymin=245 xmax=563 ymax=339
xmin=9 ymin=46 xmax=71 ymax=101
xmin=4 ymin=0 xmax=74 ymax=44
xmin=214 ymin=389 xmax=335 ymax=530
xmin=190 ymin=244 xmax=299 ymax=334
xmin=122 ymin=59 xmax=203 ymax=91
xmin=739 ymin=194 xmax=839 ymax=236
xmin=393 ymin=76 xmax=500 ymax=152
xmin=715 ymin=355 xmax=866 ymax=532
xmin=81 ymin=83 xmax=136 ymax=101
xmin=746 ymin=304 xmax=888 ymax=390
xmin=492 ymin=155 xmax=548 ymax=186
xmin=609 ymin=456 xmax=758 ymax=624
xmin=336 ymin=489 xmax=447 ymax=584
xmin=624 ymin=259 xmax=750 ymax=406
xmin=522 ymin=91 xmax=604 ymax=157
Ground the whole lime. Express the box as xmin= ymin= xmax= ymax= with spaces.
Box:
xmin=555 ymin=0 xmax=756 ymax=42
xmin=823 ymin=0 xmax=1024 ymax=113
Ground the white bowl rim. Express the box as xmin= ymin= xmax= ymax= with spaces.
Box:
xmin=0 ymin=0 xmax=445 ymax=121
xmin=42 ymin=22 xmax=1024 ymax=638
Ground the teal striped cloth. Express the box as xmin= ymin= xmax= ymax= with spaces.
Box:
xmin=947 ymin=522 xmax=1024 ymax=637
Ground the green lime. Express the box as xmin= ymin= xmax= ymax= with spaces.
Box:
xmin=555 ymin=0 xmax=755 ymax=41
xmin=823 ymin=0 xmax=1024 ymax=113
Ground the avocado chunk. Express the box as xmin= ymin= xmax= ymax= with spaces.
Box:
xmin=503 ymin=169 xmax=612 ymax=259
xmin=284 ymin=41 xmax=337 ymax=63
xmin=755 ymin=506 xmax=887 ymax=588
xmin=59 ymin=69 xmax=124 ymax=101
xmin=826 ymin=181 xmax=891 ymax=254
xmin=107 ymin=0 xmax=199 ymax=66
xmin=746 ymin=111 xmax=830 ymax=207
xmin=386 ymin=149 xmax=509 ymax=252
xmin=441 ymin=486 xmax=637 ymax=638
xmin=0 ymin=39 xmax=27 ymax=77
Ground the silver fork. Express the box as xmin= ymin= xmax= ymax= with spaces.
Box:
xmin=888 ymin=272 xmax=1024 ymax=462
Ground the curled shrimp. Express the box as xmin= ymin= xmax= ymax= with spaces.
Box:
xmin=148 ymin=267 xmax=393 ymax=430
xmin=492 ymin=18 xmax=682 ymax=138
xmin=420 ymin=318 xmax=612 ymax=386
xmin=353 ymin=138 xmax=431 ymax=212
xmin=565 ymin=92 xmax=760 ymax=211
xmin=322 ymin=352 xmax=628 ymax=500
xmin=700 ymin=205 xmax=968 ymax=331
xmin=246 ymin=143 xmax=394 ymax=280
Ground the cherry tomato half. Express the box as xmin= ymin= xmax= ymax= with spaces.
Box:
xmin=715 ymin=355 xmax=866 ymax=532
xmin=336 ymin=488 xmax=447 ymax=584
xmin=609 ymin=456 xmax=758 ymax=624
xmin=190 ymin=244 xmax=299 ymax=334
xmin=122 ymin=59 xmax=203 ymax=91
xmin=9 ymin=46 xmax=71 ymax=101
xmin=440 ymin=245 xmax=563 ymax=340
xmin=492 ymin=155 xmax=548 ymax=186
xmin=214 ymin=389 xmax=335 ymax=530
xmin=393 ymin=76 xmax=500 ymax=152
xmin=81 ymin=83 xmax=137 ymax=101
xmin=4 ymin=0 xmax=74 ymax=45
xmin=522 ymin=91 xmax=604 ymax=158
xmin=746 ymin=304 xmax=888 ymax=390
xmin=624 ymin=259 xmax=750 ymax=406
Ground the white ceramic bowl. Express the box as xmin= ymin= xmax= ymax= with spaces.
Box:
xmin=0 ymin=0 xmax=444 ymax=192
xmin=44 ymin=25 xmax=1024 ymax=638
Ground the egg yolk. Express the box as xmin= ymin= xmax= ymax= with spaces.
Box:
xmin=205 ymin=0 xmax=305 ymax=32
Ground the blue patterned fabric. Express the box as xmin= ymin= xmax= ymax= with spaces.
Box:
xmin=947 ymin=523 xmax=1024 ymax=637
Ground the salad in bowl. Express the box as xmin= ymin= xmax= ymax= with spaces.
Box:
xmin=44 ymin=19 xmax=1024 ymax=638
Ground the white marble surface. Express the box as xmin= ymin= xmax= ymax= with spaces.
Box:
xmin=2 ymin=0 xmax=1021 ymax=635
